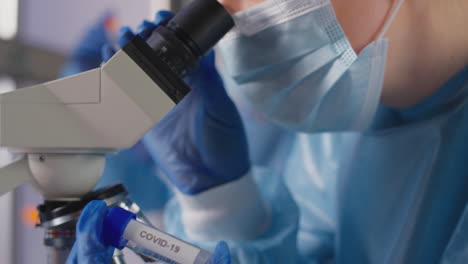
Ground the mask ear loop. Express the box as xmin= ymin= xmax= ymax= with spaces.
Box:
xmin=376 ymin=0 xmax=405 ymax=40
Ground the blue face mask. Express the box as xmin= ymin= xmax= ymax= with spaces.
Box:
xmin=218 ymin=0 xmax=403 ymax=132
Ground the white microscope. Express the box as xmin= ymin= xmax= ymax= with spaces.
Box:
xmin=0 ymin=0 xmax=234 ymax=263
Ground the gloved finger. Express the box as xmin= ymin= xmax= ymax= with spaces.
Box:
xmin=118 ymin=26 xmax=135 ymax=48
xmin=154 ymin=10 xmax=174 ymax=25
xmin=187 ymin=51 xmax=237 ymax=119
xmin=208 ymin=241 xmax=231 ymax=264
xmin=75 ymin=200 xmax=114 ymax=263
xmin=137 ymin=20 xmax=157 ymax=39
xmin=101 ymin=44 xmax=116 ymax=62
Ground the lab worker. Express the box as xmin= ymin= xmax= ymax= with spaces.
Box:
xmin=72 ymin=0 xmax=468 ymax=263
xmin=163 ymin=0 xmax=468 ymax=262
xmin=215 ymin=0 xmax=467 ymax=263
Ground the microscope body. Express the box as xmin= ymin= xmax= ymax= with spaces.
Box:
xmin=0 ymin=43 xmax=180 ymax=199
xmin=0 ymin=0 xmax=234 ymax=263
xmin=0 ymin=0 xmax=233 ymax=200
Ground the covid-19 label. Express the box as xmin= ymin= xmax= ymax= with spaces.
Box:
xmin=124 ymin=220 xmax=200 ymax=264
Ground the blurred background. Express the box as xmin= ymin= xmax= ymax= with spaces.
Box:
xmin=0 ymin=0 xmax=190 ymax=263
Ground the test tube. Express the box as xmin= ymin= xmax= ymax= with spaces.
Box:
xmin=103 ymin=207 xmax=213 ymax=264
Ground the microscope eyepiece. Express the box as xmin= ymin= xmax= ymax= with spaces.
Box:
xmin=169 ymin=0 xmax=234 ymax=56
xmin=121 ymin=0 xmax=234 ymax=103
xmin=146 ymin=0 xmax=234 ymax=77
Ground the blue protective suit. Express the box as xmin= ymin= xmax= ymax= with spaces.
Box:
xmin=164 ymin=65 xmax=468 ymax=263
xmin=337 ymin=68 xmax=468 ymax=263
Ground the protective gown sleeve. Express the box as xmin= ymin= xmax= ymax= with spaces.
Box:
xmin=163 ymin=167 xmax=300 ymax=263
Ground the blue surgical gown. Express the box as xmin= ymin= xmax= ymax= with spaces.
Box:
xmin=164 ymin=68 xmax=468 ymax=263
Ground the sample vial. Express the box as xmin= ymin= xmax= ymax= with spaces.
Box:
xmin=103 ymin=207 xmax=213 ymax=264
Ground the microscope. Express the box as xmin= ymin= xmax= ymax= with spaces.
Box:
xmin=0 ymin=0 xmax=234 ymax=263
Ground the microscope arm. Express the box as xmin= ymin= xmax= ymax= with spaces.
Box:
xmin=0 ymin=47 xmax=179 ymax=152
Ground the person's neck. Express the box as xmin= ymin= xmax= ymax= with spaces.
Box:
xmin=382 ymin=0 xmax=468 ymax=109
xmin=428 ymin=0 xmax=468 ymax=65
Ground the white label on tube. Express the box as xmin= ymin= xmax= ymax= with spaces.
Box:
xmin=124 ymin=220 xmax=200 ymax=264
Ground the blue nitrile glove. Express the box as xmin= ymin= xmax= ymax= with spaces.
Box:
xmin=102 ymin=11 xmax=250 ymax=195
xmin=60 ymin=13 xmax=116 ymax=77
xmin=67 ymin=201 xmax=231 ymax=264
xmin=66 ymin=201 xmax=114 ymax=264
xmin=208 ymin=241 xmax=231 ymax=264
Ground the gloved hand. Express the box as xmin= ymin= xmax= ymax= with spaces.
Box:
xmin=102 ymin=11 xmax=250 ymax=195
xmin=66 ymin=200 xmax=231 ymax=264
xmin=66 ymin=201 xmax=114 ymax=264
xmin=60 ymin=13 xmax=116 ymax=77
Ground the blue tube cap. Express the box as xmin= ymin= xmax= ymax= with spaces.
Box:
xmin=103 ymin=207 xmax=136 ymax=250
